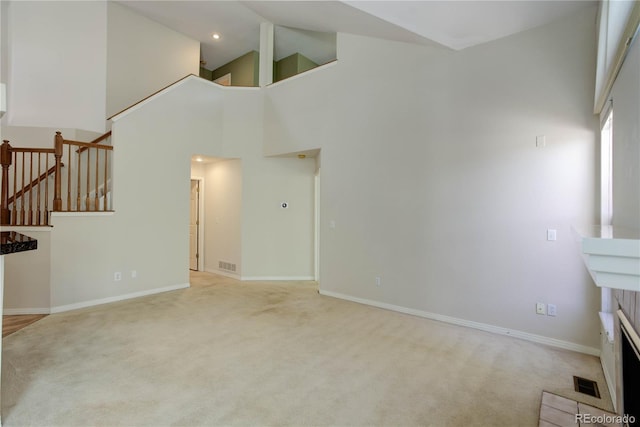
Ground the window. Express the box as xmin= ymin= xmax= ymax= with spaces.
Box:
xmin=601 ymin=108 xmax=614 ymax=227
xmin=594 ymin=0 xmax=638 ymax=113
xmin=600 ymin=107 xmax=614 ymax=313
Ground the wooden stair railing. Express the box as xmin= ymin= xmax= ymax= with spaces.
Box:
xmin=77 ymin=130 xmax=112 ymax=154
xmin=8 ymin=164 xmax=64 ymax=206
xmin=0 ymin=131 xmax=113 ymax=226
xmin=60 ymin=132 xmax=113 ymax=212
xmin=0 ymin=143 xmax=56 ymax=226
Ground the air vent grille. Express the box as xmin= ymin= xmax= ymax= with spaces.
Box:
xmin=218 ymin=261 xmax=236 ymax=272
xmin=573 ymin=376 xmax=601 ymax=398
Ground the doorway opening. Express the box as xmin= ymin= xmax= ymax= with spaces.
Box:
xmin=189 ymin=153 xmax=318 ymax=280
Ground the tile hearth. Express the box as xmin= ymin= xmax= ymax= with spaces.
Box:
xmin=539 ymin=391 xmax=622 ymax=427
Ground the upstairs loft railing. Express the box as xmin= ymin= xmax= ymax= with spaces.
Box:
xmin=0 ymin=131 xmax=113 ymax=226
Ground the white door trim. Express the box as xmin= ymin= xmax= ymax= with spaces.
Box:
xmin=314 ymin=170 xmax=320 ymax=282
xmin=191 ymin=176 xmax=205 ymax=272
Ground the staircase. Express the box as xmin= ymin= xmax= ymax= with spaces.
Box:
xmin=0 ymin=130 xmax=113 ymax=226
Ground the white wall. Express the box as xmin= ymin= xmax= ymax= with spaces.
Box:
xmin=48 ymin=78 xmax=314 ymax=309
xmin=3 ymin=1 xmax=199 ymax=130
xmin=0 ymin=4 xmax=59 ymax=316
xmin=6 ymin=1 xmax=107 ymax=133
xmin=0 ymin=0 xmax=4 ymax=188
xmin=1 ymin=0 xmax=7 ymax=89
xmin=49 ymin=79 xmax=222 ymax=309
xmin=1 ymin=1 xmax=602 ymax=353
xmin=204 ymin=159 xmax=243 ymax=276
xmin=217 ymin=89 xmax=316 ymax=280
xmin=241 ymin=156 xmax=316 ymax=279
xmin=1 ymin=126 xmax=78 ymax=149
xmin=610 ymin=37 xmax=640 ymax=231
xmin=2 ymin=229 xmax=51 ymax=313
xmin=264 ymin=8 xmax=600 ymax=348
xmin=0 ymin=1 xmax=307 ymax=311
xmin=106 ymin=2 xmax=199 ymax=118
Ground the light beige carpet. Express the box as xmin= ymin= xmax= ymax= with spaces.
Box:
xmin=2 ymin=272 xmax=611 ymax=426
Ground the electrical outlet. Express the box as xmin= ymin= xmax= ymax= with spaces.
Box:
xmin=375 ymin=277 xmax=381 ymax=287
xmin=131 ymin=270 xmax=137 ymax=279
xmin=547 ymin=229 xmax=557 ymax=241
xmin=536 ymin=302 xmax=546 ymax=315
xmin=547 ymin=304 xmax=557 ymax=316
xmin=114 ymin=272 xmax=122 ymax=282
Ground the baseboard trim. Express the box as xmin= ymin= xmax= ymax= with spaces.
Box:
xmin=318 ymin=289 xmax=600 ymax=356
xmin=0 ymin=226 xmax=53 ymax=233
xmin=601 ymin=357 xmax=617 ymax=409
xmin=205 ymin=268 xmax=241 ymax=280
xmin=3 ymin=307 xmax=51 ymax=315
xmin=202 ymin=269 xmax=313 ymax=282
xmin=50 ymin=283 xmax=190 ymax=314
xmin=241 ymin=276 xmax=315 ymax=281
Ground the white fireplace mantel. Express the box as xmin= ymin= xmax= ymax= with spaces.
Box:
xmin=573 ymin=226 xmax=640 ymax=292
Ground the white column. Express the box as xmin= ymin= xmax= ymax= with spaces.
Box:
xmin=259 ymin=22 xmax=274 ymax=87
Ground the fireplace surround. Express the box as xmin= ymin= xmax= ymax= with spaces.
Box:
xmin=618 ymin=309 xmax=639 ymax=426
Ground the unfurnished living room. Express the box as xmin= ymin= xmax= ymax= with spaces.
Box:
xmin=0 ymin=1 xmax=639 ymax=426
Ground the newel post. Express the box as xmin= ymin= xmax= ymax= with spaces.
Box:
xmin=1 ymin=140 xmax=12 ymax=225
xmin=53 ymin=131 xmax=63 ymax=211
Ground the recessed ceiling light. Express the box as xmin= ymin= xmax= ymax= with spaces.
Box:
xmin=212 ymin=33 xmax=220 ymax=40
xmin=195 ymin=157 xmax=203 ymax=162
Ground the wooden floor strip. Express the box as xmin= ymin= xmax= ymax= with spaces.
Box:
xmin=3 ymin=315 xmax=48 ymax=337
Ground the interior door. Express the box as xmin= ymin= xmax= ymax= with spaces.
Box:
xmin=189 ymin=180 xmax=199 ymax=271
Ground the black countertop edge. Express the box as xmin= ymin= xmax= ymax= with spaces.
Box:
xmin=0 ymin=231 xmax=38 ymax=255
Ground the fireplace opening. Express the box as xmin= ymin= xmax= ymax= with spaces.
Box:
xmin=620 ymin=310 xmax=640 ymax=427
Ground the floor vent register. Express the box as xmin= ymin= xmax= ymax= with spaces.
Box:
xmin=573 ymin=376 xmax=601 ymax=398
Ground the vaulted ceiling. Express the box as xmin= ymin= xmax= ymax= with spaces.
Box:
xmin=118 ymin=0 xmax=596 ymax=71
